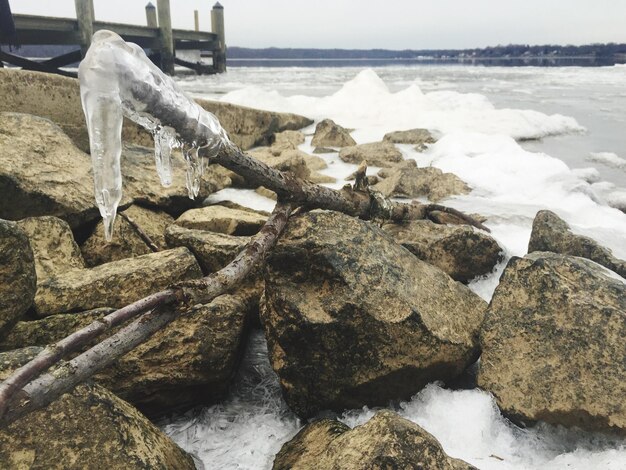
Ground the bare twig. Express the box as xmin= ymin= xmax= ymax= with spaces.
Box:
xmin=0 ymin=202 xmax=292 ymax=426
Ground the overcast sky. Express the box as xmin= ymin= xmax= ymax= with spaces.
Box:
xmin=10 ymin=0 xmax=626 ymax=49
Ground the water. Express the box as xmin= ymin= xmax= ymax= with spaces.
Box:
xmin=164 ymin=64 xmax=626 ymax=469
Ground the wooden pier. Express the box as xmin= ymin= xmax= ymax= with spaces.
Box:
xmin=0 ymin=0 xmax=227 ymax=77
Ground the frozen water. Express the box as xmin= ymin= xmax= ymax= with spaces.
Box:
xmin=78 ymin=30 xmax=232 ymax=238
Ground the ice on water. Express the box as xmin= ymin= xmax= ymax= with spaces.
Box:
xmin=78 ymin=30 xmax=232 ymax=240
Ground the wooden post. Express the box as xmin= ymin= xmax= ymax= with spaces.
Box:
xmin=156 ymin=0 xmax=174 ymax=75
xmin=211 ymin=2 xmax=226 ymax=73
xmin=74 ymin=0 xmax=95 ymax=57
xmin=145 ymin=2 xmax=157 ymax=28
xmin=194 ymin=10 xmax=199 ymax=32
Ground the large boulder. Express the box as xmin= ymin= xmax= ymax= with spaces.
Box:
xmin=81 ymin=205 xmax=174 ymax=266
xmin=274 ymin=410 xmax=475 ymax=470
xmin=121 ymin=144 xmax=232 ymax=214
xmin=0 ymin=113 xmax=99 ymax=228
xmin=374 ymin=160 xmax=470 ymax=202
xmin=0 ymin=220 xmax=37 ymax=333
xmin=17 ymin=216 xmax=85 ymax=280
xmin=383 ymin=128 xmax=436 ymax=149
xmin=528 ymin=210 xmax=626 ymax=277
xmin=175 ymin=205 xmax=268 ymax=236
xmin=262 ymin=211 xmax=487 ymax=417
xmin=478 ymin=252 xmax=626 ymax=434
xmin=311 ymin=119 xmax=356 ymax=148
xmin=34 ymin=247 xmax=202 ymax=316
xmin=0 ymin=68 xmax=312 ymax=152
xmin=338 ymin=142 xmax=404 ymax=167
xmin=95 ymin=294 xmax=250 ymax=416
xmin=383 ymin=220 xmax=502 ymax=282
xmin=0 ymin=348 xmax=195 ymax=469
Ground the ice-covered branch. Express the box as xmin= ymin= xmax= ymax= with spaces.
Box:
xmin=79 ymin=30 xmax=232 ymax=240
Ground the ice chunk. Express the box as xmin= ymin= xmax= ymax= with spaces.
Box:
xmin=78 ymin=30 xmax=233 ymax=239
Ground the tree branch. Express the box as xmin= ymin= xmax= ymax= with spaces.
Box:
xmin=0 ymin=202 xmax=292 ymax=427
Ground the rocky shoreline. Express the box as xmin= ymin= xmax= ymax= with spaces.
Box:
xmin=0 ymin=68 xmax=624 ymax=468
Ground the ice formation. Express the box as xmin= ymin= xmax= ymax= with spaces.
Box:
xmin=78 ymin=30 xmax=232 ymax=240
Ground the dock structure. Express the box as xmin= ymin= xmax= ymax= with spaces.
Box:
xmin=0 ymin=0 xmax=226 ymax=77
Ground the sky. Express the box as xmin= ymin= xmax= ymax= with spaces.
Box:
xmin=9 ymin=0 xmax=626 ymax=49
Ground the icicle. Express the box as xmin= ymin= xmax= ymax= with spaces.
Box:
xmin=183 ymin=143 xmax=202 ymax=199
xmin=79 ymin=30 xmax=234 ymax=240
xmin=153 ymin=126 xmax=177 ymax=187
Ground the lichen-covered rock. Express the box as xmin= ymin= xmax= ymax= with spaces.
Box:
xmin=338 ymin=142 xmax=403 ymax=167
xmin=0 ymin=220 xmax=37 ymax=333
xmin=81 ymin=205 xmax=174 ymax=266
xmin=528 ymin=210 xmax=626 ymax=277
xmin=262 ymin=211 xmax=486 ymax=417
xmin=274 ymin=410 xmax=475 ymax=470
xmin=383 ymin=128 xmax=436 ymax=149
xmin=0 ymin=113 xmax=99 ymax=228
xmin=175 ymin=205 xmax=268 ymax=236
xmin=121 ymin=144 xmax=232 ymax=214
xmin=95 ymin=294 xmax=250 ymax=415
xmin=34 ymin=247 xmax=202 ymax=316
xmin=0 ymin=348 xmax=195 ymax=469
xmin=375 ymin=160 xmax=470 ymax=202
xmin=166 ymin=225 xmax=249 ymax=273
xmin=383 ymin=220 xmax=502 ymax=282
xmin=478 ymin=252 xmax=626 ymax=434
xmin=0 ymin=308 xmax=113 ymax=351
xmin=17 ymin=216 xmax=85 ymax=280
xmin=0 ymin=68 xmax=312 ymax=152
xmin=271 ymin=130 xmax=306 ymax=152
xmin=311 ymin=119 xmax=356 ymax=148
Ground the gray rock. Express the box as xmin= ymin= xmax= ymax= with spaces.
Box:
xmin=262 ymin=211 xmax=487 ymax=417
xmin=383 ymin=128 xmax=436 ymax=149
xmin=0 ymin=113 xmax=99 ymax=228
xmin=338 ymin=142 xmax=404 ymax=167
xmin=311 ymin=119 xmax=356 ymax=148
xmin=478 ymin=252 xmax=626 ymax=434
xmin=0 ymin=220 xmax=37 ymax=333
xmin=81 ymin=205 xmax=174 ymax=266
xmin=274 ymin=410 xmax=476 ymax=470
xmin=383 ymin=220 xmax=502 ymax=282
xmin=0 ymin=348 xmax=195 ymax=469
xmin=34 ymin=247 xmax=202 ymax=316
xmin=528 ymin=210 xmax=625 ymax=277
xmin=17 ymin=216 xmax=85 ymax=280
xmin=374 ymin=160 xmax=470 ymax=202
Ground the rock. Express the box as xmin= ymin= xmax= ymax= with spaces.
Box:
xmin=311 ymin=119 xmax=356 ymax=148
xmin=166 ymin=225 xmax=249 ymax=273
xmin=0 ymin=220 xmax=37 ymax=333
xmin=249 ymin=147 xmax=311 ymax=180
xmin=262 ymin=211 xmax=487 ymax=417
xmin=273 ymin=410 xmax=475 ymax=470
xmin=0 ymin=308 xmax=113 ymax=352
xmin=0 ymin=113 xmax=99 ymax=228
xmin=121 ymin=144 xmax=232 ymax=214
xmin=17 ymin=216 xmax=85 ymax=280
xmin=374 ymin=160 xmax=470 ymax=202
xmin=0 ymin=68 xmax=312 ymax=152
xmin=312 ymin=147 xmax=335 ymax=154
xmin=175 ymin=205 xmax=268 ymax=236
xmin=528 ymin=210 xmax=626 ymax=277
xmin=478 ymin=252 xmax=626 ymax=434
xmin=383 ymin=128 xmax=436 ymax=149
xmin=338 ymin=142 xmax=403 ymax=167
xmin=272 ymin=130 xmax=306 ymax=152
xmin=81 ymin=205 xmax=174 ymax=266
xmin=383 ymin=220 xmax=503 ymax=282
xmin=0 ymin=348 xmax=195 ymax=469
xmin=95 ymin=294 xmax=250 ymax=416
xmin=256 ymin=186 xmax=278 ymax=200
xmin=34 ymin=247 xmax=202 ymax=316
